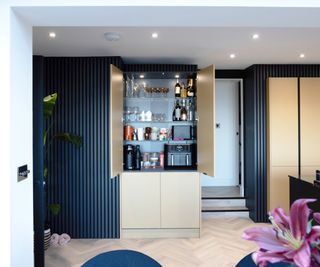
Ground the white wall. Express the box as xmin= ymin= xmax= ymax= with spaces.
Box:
xmin=0 ymin=1 xmax=12 ymax=266
xmin=10 ymin=10 xmax=34 ymax=267
xmin=201 ymin=80 xmax=239 ymax=187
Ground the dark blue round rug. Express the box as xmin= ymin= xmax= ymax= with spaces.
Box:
xmin=81 ymin=250 xmax=162 ymax=267
xmin=236 ymin=253 xmax=294 ymax=267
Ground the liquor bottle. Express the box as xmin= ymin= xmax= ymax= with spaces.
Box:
xmin=134 ymin=145 xmax=141 ymax=170
xmin=173 ymin=100 xmax=181 ymax=121
xmin=180 ymin=99 xmax=188 ymax=121
xmin=174 ymin=79 xmax=181 ymax=97
xmin=187 ymin=79 xmax=194 ymax=97
xmin=180 ymin=81 xmax=187 ymax=98
xmin=187 ymin=99 xmax=195 ymax=121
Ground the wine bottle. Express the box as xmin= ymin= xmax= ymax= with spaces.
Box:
xmin=134 ymin=145 xmax=141 ymax=170
xmin=175 ymin=79 xmax=181 ymax=97
xmin=187 ymin=79 xmax=194 ymax=97
xmin=174 ymin=100 xmax=181 ymax=121
xmin=180 ymin=81 xmax=187 ymax=98
xmin=172 ymin=103 xmax=176 ymax=121
xmin=180 ymin=99 xmax=188 ymax=121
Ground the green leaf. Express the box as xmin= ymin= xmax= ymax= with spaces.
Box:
xmin=44 ymin=166 xmax=48 ymax=181
xmin=53 ymin=133 xmax=83 ymax=148
xmin=43 ymin=130 xmax=47 ymax=146
xmin=48 ymin=204 xmax=60 ymax=216
xmin=43 ymin=93 xmax=58 ymax=119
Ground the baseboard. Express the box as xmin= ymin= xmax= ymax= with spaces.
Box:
xmin=121 ymin=228 xmax=200 ymax=238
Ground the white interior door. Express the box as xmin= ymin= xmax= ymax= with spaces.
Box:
xmin=201 ymin=79 xmax=241 ymax=187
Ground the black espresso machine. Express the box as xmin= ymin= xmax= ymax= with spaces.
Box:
xmin=164 ymin=144 xmax=197 ymax=170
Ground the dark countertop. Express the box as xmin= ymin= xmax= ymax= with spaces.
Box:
xmin=288 ymin=173 xmax=316 ymax=185
xmin=123 ymin=169 xmax=198 ymax=173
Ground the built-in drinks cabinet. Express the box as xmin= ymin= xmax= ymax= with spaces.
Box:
xmin=109 ymin=64 xmax=215 ymax=238
xmin=123 ymin=72 xmax=197 ymax=171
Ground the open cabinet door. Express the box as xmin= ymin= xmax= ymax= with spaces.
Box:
xmin=110 ymin=64 xmax=124 ymax=178
xmin=197 ymin=65 xmax=215 ymax=177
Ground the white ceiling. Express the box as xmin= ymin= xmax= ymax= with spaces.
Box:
xmin=33 ymin=26 xmax=320 ymax=69
xmin=29 ymin=4 xmax=320 ymax=69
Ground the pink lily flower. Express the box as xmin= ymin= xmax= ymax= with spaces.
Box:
xmin=243 ymin=199 xmax=320 ymax=267
xmin=314 ymin=213 xmax=320 ymax=225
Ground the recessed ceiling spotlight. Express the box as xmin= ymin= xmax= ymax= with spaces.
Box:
xmin=104 ymin=32 xmax=121 ymax=41
xmin=230 ymin=54 xmax=236 ymax=59
xmin=175 ymin=74 xmax=180 ymax=78
xmin=152 ymin=32 xmax=158 ymax=38
xmin=139 ymin=75 xmax=145 ymax=78
xmin=299 ymin=53 xmax=305 ymax=58
xmin=49 ymin=32 xmax=56 ymax=38
xmin=252 ymin=33 xmax=259 ymax=40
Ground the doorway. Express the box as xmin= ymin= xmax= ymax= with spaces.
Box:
xmin=201 ymin=79 xmax=244 ymax=198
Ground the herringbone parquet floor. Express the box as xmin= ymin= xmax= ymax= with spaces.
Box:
xmin=45 ymin=213 xmax=269 ymax=267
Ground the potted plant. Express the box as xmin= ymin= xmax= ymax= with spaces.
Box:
xmin=241 ymin=199 xmax=320 ymax=267
xmin=43 ymin=92 xmax=82 ymax=250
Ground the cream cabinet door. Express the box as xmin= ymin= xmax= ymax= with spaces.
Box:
xmin=110 ymin=64 xmax=124 ymax=178
xmin=121 ymin=172 xmax=161 ymax=229
xmin=267 ymin=78 xmax=299 ymax=167
xmin=197 ymin=65 xmax=215 ymax=177
xmin=300 ymin=78 xmax=320 ymax=167
xmin=268 ymin=167 xmax=298 ymax=213
xmin=161 ymin=172 xmax=200 ymax=228
xmin=267 ymin=78 xmax=299 ymax=212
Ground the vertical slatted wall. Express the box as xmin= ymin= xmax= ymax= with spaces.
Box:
xmin=44 ymin=57 xmax=123 ymax=238
xmin=244 ymin=64 xmax=320 ymax=222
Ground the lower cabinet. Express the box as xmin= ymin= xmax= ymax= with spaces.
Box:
xmin=161 ymin=172 xmax=200 ymax=228
xmin=121 ymin=172 xmax=160 ymax=229
xmin=121 ymin=171 xmax=200 ymax=238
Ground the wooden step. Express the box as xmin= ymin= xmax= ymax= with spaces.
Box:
xmin=202 ymin=196 xmax=245 ymax=200
xmin=202 ymin=198 xmax=246 ymax=208
xmin=202 ymin=206 xmax=249 ymax=212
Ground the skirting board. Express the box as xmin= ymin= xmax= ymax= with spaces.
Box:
xmin=121 ymin=228 xmax=200 ymax=238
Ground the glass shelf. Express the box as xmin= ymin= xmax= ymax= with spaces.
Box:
xmin=124 ymin=97 xmax=196 ymax=101
xmin=123 ymin=140 xmax=196 ymax=143
xmin=124 ymin=120 xmax=197 ymax=124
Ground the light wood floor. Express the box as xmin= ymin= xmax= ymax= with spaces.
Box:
xmin=45 ymin=214 xmax=268 ymax=267
xmin=202 ymin=186 xmax=241 ymax=198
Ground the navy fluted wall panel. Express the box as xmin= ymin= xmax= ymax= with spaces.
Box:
xmin=33 ymin=56 xmax=45 ymax=266
xmin=244 ymin=64 xmax=320 ymax=222
xmin=44 ymin=57 xmax=123 ymax=238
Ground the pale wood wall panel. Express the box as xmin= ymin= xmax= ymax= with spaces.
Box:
xmin=300 ymin=78 xmax=320 ymax=169
xmin=269 ymin=167 xmax=298 ymax=212
xmin=267 ymin=78 xmax=298 ymax=212
xmin=268 ymin=78 xmax=299 ymax=167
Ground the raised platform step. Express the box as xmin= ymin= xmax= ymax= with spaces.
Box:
xmin=202 ymin=206 xmax=249 ymax=212
xmin=202 ymin=196 xmax=245 ymax=200
xmin=202 ymin=198 xmax=246 ymax=208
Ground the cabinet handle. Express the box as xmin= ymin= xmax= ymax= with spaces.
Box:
xmin=186 ymin=154 xmax=189 ymax=166
xmin=171 ymin=154 xmax=174 ymax=166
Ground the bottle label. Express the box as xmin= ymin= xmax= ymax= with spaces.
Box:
xmin=175 ymin=86 xmax=180 ymax=94
xmin=175 ymin=109 xmax=181 ymax=119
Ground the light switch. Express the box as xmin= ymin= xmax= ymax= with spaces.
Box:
xmin=17 ymin=164 xmax=30 ymax=182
